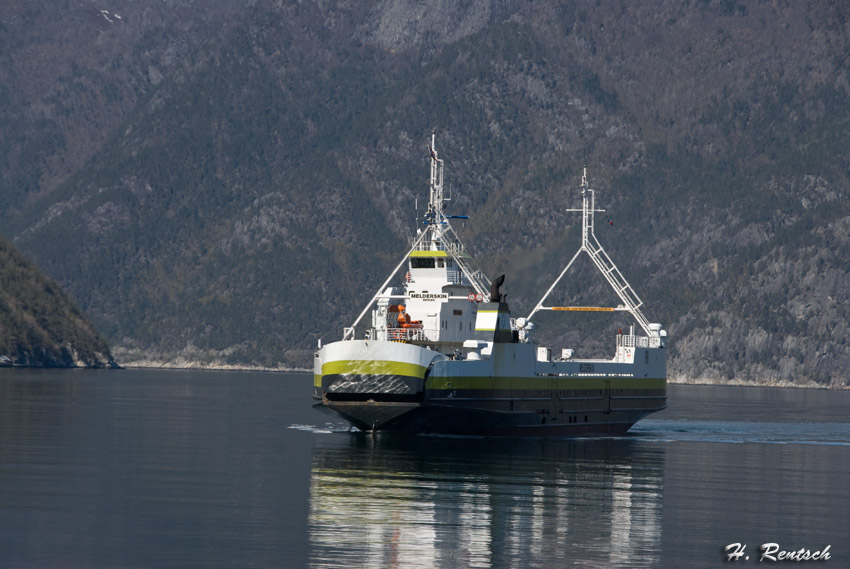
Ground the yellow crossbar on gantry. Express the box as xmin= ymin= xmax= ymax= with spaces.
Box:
xmin=540 ymin=306 xmax=622 ymax=312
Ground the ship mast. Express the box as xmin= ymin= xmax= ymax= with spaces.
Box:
xmin=527 ymin=168 xmax=652 ymax=336
xmin=426 ymin=131 xmax=444 ymax=228
xmin=342 ymin=134 xmax=489 ymax=340
xmin=422 ymin=133 xmax=490 ymax=297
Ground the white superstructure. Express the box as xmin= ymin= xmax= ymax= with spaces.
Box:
xmin=344 ymin=133 xmax=491 ymax=348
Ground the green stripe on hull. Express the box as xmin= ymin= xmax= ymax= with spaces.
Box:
xmin=427 ymin=376 xmax=666 ymax=391
xmin=322 ymin=360 xmax=427 ymax=379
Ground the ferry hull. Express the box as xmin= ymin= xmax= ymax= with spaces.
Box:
xmin=312 ymin=400 xmax=422 ymax=432
xmin=372 ymin=405 xmax=657 ymax=437
xmin=314 ymin=339 xmax=442 ymax=429
xmin=314 ymin=340 xmax=666 ymax=436
xmin=315 ymin=383 xmax=666 ymax=436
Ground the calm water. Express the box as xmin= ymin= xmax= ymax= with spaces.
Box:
xmin=0 ymin=369 xmax=848 ymax=568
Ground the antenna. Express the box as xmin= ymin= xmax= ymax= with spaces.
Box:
xmin=428 ymin=131 xmax=443 ymax=221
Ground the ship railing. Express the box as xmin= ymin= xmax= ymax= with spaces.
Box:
xmin=616 ymin=334 xmax=663 ymax=349
xmin=617 ymin=334 xmax=636 ymax=348
xmin=377 ymin=327 xmax=438 ymax=342
xmin=410 ymin=240 xmax=467 ymax=255
xmin=411 ymin=240 xmax=445 ymax=252
xmin=411 ymin=241 xmax=433 ymax=251
xmin=409 ymin=239 xmax=490 ymax=294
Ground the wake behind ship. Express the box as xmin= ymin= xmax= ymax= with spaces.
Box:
xmin=313 ymin=135 xmax=667 ymax=436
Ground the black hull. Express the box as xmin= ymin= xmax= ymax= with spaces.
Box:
xmin=314 ymin=398 xmax=666 ymax=437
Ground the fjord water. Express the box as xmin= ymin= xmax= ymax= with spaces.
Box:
xmin=0 ymin=369 xmax=847 ymax=568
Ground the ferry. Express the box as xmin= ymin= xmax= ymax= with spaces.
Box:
xmin=313 ymin=135 xmax=667 ymax=436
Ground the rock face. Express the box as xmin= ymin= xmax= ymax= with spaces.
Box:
xmin=358 ymin=0 xmax=520 ymax=53
xmin=0 ymin=237 xmax=117 ymax=368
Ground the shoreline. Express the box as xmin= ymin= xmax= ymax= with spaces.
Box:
xmin=666 ymin=377 xmax=847 ymax=390
xmin=117 ymin=360 xmax=311 ymax=373
xmin=112 ymin=361 xmax=846 ymax=389
xmin=5 ymin=359 xmax=844 ymax=389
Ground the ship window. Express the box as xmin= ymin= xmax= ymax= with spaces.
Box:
xmin=437 ymin=258 xmax=444 ymax=268
xmin=453 ymin=309 xmax=463 ymax=316
xmin=411 ymin=258 xmax=436 ymax=269
xmin=459 ymin=321 xmax=462 ymax=330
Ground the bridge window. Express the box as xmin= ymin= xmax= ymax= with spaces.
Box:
xmin=411 ymin=258 xmax=436 ymax=269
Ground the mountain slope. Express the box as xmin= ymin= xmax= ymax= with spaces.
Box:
xmin=0 ymin=237 xmax=116 ymax=367
xmin=2 ymin=0 xmax=849 ymax=385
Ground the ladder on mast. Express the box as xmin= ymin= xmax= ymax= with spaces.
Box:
xmin=527 ymin=169 xmax=652 ymax=336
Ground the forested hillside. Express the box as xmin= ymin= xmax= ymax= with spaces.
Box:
xmin=1 ymin=1 xmax=848 ymax=385
xmin=0 ymin=237 xmax=116 ymax=367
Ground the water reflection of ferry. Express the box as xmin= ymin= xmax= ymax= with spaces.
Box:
xmin=308 ymin=436 xmax=664 ymax=568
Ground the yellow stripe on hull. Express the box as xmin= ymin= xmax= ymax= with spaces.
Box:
xmin=322 ymin=359 xmax=427 ymax=379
